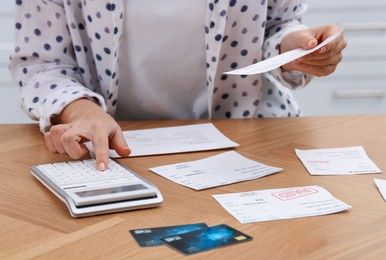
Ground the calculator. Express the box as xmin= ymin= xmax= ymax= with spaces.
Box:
xmin=31 ymin=159 xmax=163 ymax=217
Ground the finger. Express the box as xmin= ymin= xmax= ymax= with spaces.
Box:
xmin=301 ymin=37 xmax=345 ymax=62
xmin=300 ymin=47 xmax=336 ymax=60
xmin=109 ymin=128 xmax=131 ymax=157
xmin=297 ymin=52 xmax=343 ymax=67
xmin=61 ymin=130 xmax=89 ymax=159
xmin=310 ymin=25 xmax=345 ymax=53
xmin=302 ymin=34 xmax=318 ymax=50
xmin=298 ymin=36 xmax=346 ymax=62
xmin=293 ymin=62 xmax=337 ymax=77
xmin=92 ymin=131 xmax=110 ymax=171
xmin=48 ymin=124 xmax=71 ymax=154
xmin=318 ymin=34 xmax=346 ymax=55
xmin=289 ymin=29 xmax=318 ymax=50
xmin=44 ymin=132 xmax=58 ymax=153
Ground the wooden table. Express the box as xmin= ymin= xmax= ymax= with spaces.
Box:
xmin=1 ymin=115 xmax=386 ymax=259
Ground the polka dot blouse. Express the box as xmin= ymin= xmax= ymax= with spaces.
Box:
xmin=10 ymin=0 xmax=309 ymax=132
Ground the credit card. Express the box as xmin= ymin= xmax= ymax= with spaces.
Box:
xmin=130 ymin=223 xmax=208 ymax=247
xmin=160 ymin=224 xmax=252 ymax=254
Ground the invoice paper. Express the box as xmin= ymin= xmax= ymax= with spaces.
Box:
xmin=224 ymin=29 xmax=343 ymax=75
xmin=374 ymin=178 xmax=386 ymax=202
xmin=213 ymin=185 xmax=351 ymax=224
xmin=86 ymin=123 xmax=239 ymax=158
xmin=295 ymin=146 xmax=381 ymax=175
xmin=149 ymin=151 xmax=282 ymax=190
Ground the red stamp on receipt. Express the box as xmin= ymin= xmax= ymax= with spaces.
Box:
xmin=272 ymin=187 xmax=318 ymax=201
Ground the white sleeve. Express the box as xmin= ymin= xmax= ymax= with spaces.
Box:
xmin=9 ymin=0 xmax=106 ymax=132
xmin=263 ymin=0 xmax=311 ymax=90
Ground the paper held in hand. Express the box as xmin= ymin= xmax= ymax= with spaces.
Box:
xmin=223 ymin=29 xmax=343 ymax=75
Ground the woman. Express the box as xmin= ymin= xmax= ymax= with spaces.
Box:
xmin=10 ymin=0 xmax=346 ymax=170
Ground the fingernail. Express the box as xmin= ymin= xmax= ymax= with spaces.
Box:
xmin=308 ymin=40 xmax=316 ymax=48
xmin=98 ymin=162 xmax=106 ymax=171
xmin=320 ymin=47 xmax=326 ymax=53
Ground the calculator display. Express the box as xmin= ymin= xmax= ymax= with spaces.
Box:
xmin=75 ymin=184 xmax=148 ymax=198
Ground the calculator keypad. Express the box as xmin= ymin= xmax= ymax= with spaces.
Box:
xmin=37 ymin=159 xmax=138 ymax=188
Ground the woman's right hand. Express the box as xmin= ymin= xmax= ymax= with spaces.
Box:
xmin=44 ymin=99 xmax=131 ymax=170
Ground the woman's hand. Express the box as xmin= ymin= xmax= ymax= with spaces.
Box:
xmin=280 ymin=24 xmax=347 ymax=76
xmin=44 ymin=99 xmax=131 ymax=170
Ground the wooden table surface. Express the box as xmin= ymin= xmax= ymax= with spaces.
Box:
xmin=1 ymin=115 xmax=386 ymax=259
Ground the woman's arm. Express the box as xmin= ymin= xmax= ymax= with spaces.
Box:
xmin=9 ymin=1 xmax=128 ymax=169
xmin=9 ymin=0 xmax=106 ymax=132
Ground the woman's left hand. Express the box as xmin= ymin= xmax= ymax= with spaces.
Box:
xmin=280 ymin=24 xmax=347 ymax=77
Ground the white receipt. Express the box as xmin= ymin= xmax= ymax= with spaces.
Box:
xmin=85 ymin=123 xmax=239 ymax=158
xmin=149 ymin=151 xmax=282 ymax=190
xmin=213 ymin=185 xmax=351 ymax=224
xmin=295 ymin=146 xmax=381 ymax=175
xmin=86 ymin=123 xmax=239 ymax=158
xmin=374 ymin=178 xmax=386 ymax=202
xmin=224 ymin=29 xmax=343 ymax=75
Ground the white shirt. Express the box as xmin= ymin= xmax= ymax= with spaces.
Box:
xmin=116 ymin=0 xmax=208 ymax=120
xmin=10 ymin=0 xmax=309 ymax=132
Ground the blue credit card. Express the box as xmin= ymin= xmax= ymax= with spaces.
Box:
xmin=160 ymin=224 xmax=252 ymax=255
xmin=129 ymin=223 xmax=208 ymax=247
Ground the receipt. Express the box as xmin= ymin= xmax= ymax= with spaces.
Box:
xmin=85 ymin=123 xmax=239 ymax=158
xmin=150 ymin=151 xmax=282 ymax=190
xmin=224 ymin=29 xmax=343 ymax=75
xmin=374 ymin=179 xmax=386 ymax=202
xmin=295 ymin=146 xmax=381 ymax=175
xmin=213 ymin=185 xmax=351 ymax=224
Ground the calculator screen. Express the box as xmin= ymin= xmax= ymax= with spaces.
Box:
xmin=75 ymin=184 xmax=148 ymax=198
